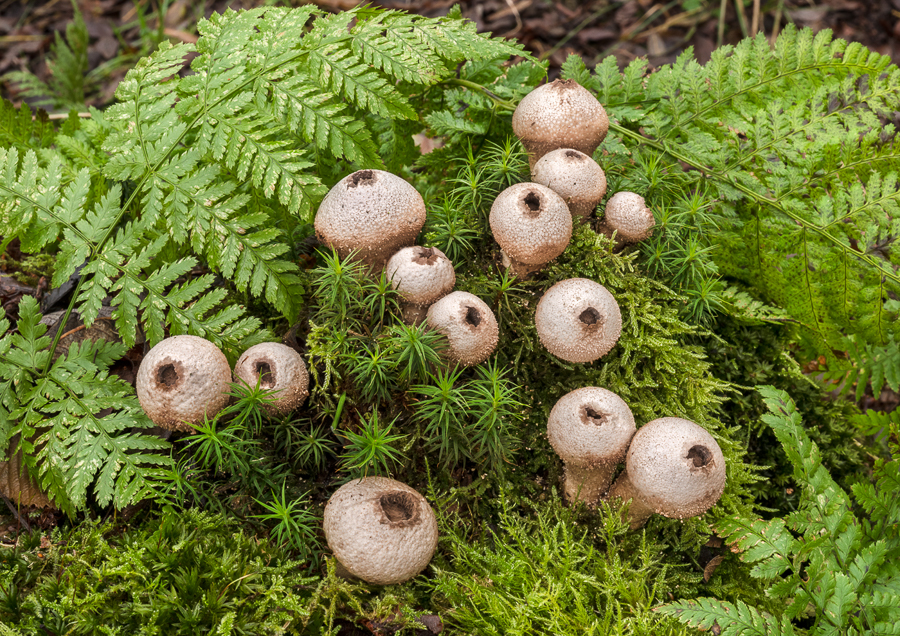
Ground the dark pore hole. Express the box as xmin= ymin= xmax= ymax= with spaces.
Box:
xmin=413 ymin=246 xmax=438 ymax=265
xmin=687 ymin=445 xmax=713 ymax=468
xmin=523 ymin=191 xmax=541 ymax=214
xmin=579 ymin=307 xmax=601 ymax=325
xmin=565 ymin=150 xmax=582 ymax=159
xmin=157 ymin=364 xmax=179 ymax=388
xmin=380 ymin=491 xmax=416 ymax=523
xmin=348 ymin=170 xmax=376 ymax=187
xmin=465 ymin=305 xmax=482 ymax=327
xmin=255 ymin=361 xmax=275 ymax=389
xmin=583 ymin=406 xmax=608 ymax=426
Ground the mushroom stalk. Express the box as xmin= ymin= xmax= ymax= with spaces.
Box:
xmin=604 ymin=471 xmax=656 ymax=530
xmin=563 ymin=463 xmax=618 ymax=505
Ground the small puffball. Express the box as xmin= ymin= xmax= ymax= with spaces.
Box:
xmin=426 ymin=291 xmax=499 ymax=366
xmin=535 ymin=278 xmax=622 ymax=364
xmin=386 ymin=246 xmax=455 ymax=324
xmin=601 ymin=192 xmax=655 ymax=244
xmin=532 ymin=148 xmax=607 ymax=221
xmin=315 ymin=169 xmax=427 ymax=270
xmin=136 ymin=335 xmax=232 ymax=431
xmin=513 ymin=79 xmax=609 ymax=169
xmin=324 ymin=477 xmax=438 ymax=585
xmin=489 ymin=182 xmax=572 ymax=278
xmin=233 ymin=342 xmax=309 ymax=415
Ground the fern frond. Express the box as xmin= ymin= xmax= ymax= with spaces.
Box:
xmin=572 ymin=25 xmax=900 ymax=359
xmin=716 ymin=517 xmax=793 ymax=579
xmin=0 ymin=99 xmax=55 ymax=152
xmin=0 ymin=297 xmax=172 ymax=514
xmin=657 ymin=598 xmax=795 ymax=636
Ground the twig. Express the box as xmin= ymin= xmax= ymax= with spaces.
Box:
xmin=717 ymin=0 xmax=728 ymax=46
xmin=541 ymin=3 xmax=620 ymax=61
xmin=2 ymin=495 xmax=31 ymax=533
xmin=501 ymin=0 xmax=524 ymax=38
xmin=771 ymin=0 xmax=784 ymax=44
xmin=733 ymin=0 xmax=749 ymax=39
xmin=751 ymin=0 xmax=760 ymax=36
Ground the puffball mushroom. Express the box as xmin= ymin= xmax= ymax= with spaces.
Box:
xmin=136 ymin=335 xmax=232 ymax=431
xmin=324 ymin=476 xmax=438 ymax=585
xmin=233 ymin=342 xmax=309 ymax=415
xmin=513 ymin=79 xmax=609 ymax=169
xmin=489 ymin=182 xmax=573 ymax=278
xmin=314 ymin=169 xmax=427 ymax=270
xmin=599 ymin=192 xmax=655 ymax=246
xmin=386 ymin=246 xmax=456 ymax=324
xmin=426 ymin=291 xmax=499 ymax=366
xmin=535 ymin=278 xmax=622 ymax=364
xmin=532 ymin=148 xmax=607 ymax=221
xmin=605 ymin=417 xmax=726 ymax=530
xmin=548 ymin=387 xmax=636 ymax=505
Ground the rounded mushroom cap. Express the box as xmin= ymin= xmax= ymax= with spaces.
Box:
xmin=534 ymin=278 xmax=622 ymax=363
xmin=386 ymin=246 xmax=456 ymax=306
xmin=233 ymin=342 xmax=309 ymax=416
xmin=532 ymin=149 xmax=607 ymax=219
xmin=512 ymin=79 xmax=609 ymax=167
xmin=324 ymin=476 xmax=438 ymax=585
xmin=626 ymin=417 xmax=726 ymax=519
xmin=426 ymin=291 xmax=499 ymax=366
xmin=547 ymin=387 xmax=636 ymax=469
xmin=489 ymin=182 xmax=573 ymax=266
xmin=603 ymin=192 xmax=655 ymax=242
xmin=136 ymin=335 xmax=232 ymax=431
xmin=314 ymin=170 xmax=427 ymax=269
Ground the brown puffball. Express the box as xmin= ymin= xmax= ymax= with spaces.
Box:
xmin=535 ymin=278 xmax=622 ymax=364
xmin=547 ymin=387 xmax=636 ymax=505
xmin=532 ymin=148 xmax=607 ymax=221
xmin=513 ymin=79 xmax=609 ymax=169
xmin=605 ymin=417 xmax=726 ymax=530
xmin=315 ymin=169 xmax=427 ymax=270
xmin=324 ymin=476 xmax=438 ymax=585
xmin=135 ymin=335 xmax=232 ymax=431
xmin=599 ymin=191 xmax=655 ymax=246
xmin=386 ymin=246 xmax=456 ymax=324
xmin=426 ymin=291 xmax=499 ymax=366
xmin=233 ymin=342 xmax=309 ymax=415
xmin=489 ymin=182 xmax=572 ymax=278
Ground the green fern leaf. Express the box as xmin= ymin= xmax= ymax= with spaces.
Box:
xmin=658 ymin=598 xmax=795 ymax=636
xmin=716 ymin=517 xmax=793 ymax=579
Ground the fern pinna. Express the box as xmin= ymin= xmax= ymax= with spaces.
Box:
xmin=564 ymin=27 xmax=900 ymax=372
xmin=0 ymin=6 xmax=526 ymax=512
xmin=660 ymin=386 xmax=900 ymax=636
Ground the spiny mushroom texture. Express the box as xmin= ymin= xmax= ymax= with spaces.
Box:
xmin=135 ymin=335 xmax=232 ymax=431
xmin=532 ymin=148 xmax=607 ymax=221
xmin=600 ymin=191 xmax=655 ymax=245
xmin=386 ymin=246 xmax=456 ymax=324
xmin=513 ymin=79 xmax=609 ymax=169
xmin=314 ymin=169 xmax=427 ymax=269
xmin=535 ymin=278 xmax=622 ymax=363
xmin=547 ymin=387 xmax=636 ymax=505
xmin=426 ymin=291 xmax=499 ymax=366
xmin=324 ymin=476 xmax=439 ymax=585
xmin=489 ymin=182 xmax=572 ymax=278
xmin=233 ymin=342 xmax=309 ymax=415
xmin=606 ymin=417 xmax=726 ymax=529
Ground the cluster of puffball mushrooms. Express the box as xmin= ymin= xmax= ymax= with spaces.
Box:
xmin=119 ymin=79 xmax=723 ymax=586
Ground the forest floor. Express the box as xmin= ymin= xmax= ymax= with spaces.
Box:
xmin=2 ymin=0 xmax=900 ymax=109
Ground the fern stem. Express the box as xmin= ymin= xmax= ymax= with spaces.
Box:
xmin=446 ymin=78 xmax=517 ymax=111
